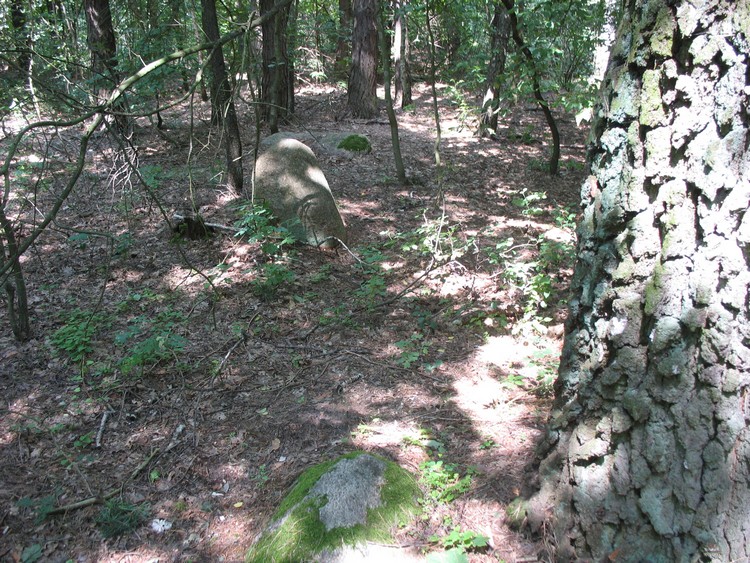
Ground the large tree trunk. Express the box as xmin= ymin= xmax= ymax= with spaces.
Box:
xmin=348 ymin=0 xmax=378 ymax=118
xmin=260 ymin=0 xmax=294 ymax=132
xmin=526 ymin=1 xmax=750 ymax=561
xmin=201 ymin=0 xmax=244 ymax=193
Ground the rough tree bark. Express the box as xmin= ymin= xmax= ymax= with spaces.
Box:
xmin=334 ymin=0 xmax=353 ymax=79
xmin=525 ymin=0 xmax=750 ymax=561
xmin=201 ymin=0 xmax=244 ymax=193
xmin=84 ymin=0 xmax=120 ymax=103
xmin=477 ymin=1 xmax=509 ymax=139
xmin=348 ymin=0 xmax=378 ymax=118
xmin=260 ymin=0 xmax=294 ymax=132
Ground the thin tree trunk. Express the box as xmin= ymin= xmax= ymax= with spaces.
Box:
xmin=499 ymin=0 xmax=560 ymax=175
xmin=10 ymin=0 xmax=30 ymax=72
xmin=377 ymin=3 xmax=406 ymax=184
xmin=477 ymin=2 xmax=509 ymax=139
xmin=0 ymin=208 xmax=31 ymax=341
xmin=525 ymin=1 xmax=750 ymax=560
xmin=424 ymin=1 xmax=441 ymax=176
xmin=201 ymin=0 xmax=244 ymax=193
xmin=399 ymin=7 xmax=412 ymax=107
xmin=392 ymin=0 xmax=403 ymax=106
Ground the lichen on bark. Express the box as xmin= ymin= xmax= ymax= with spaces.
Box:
xmin=526 ymin=1 xmax=750 ymax=561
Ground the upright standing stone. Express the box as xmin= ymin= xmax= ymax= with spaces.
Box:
xmin=253 ymin=138 xmax=348 ymax=248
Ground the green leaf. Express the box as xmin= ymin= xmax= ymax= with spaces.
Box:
xmin=426 ymin=548 xmax=469 ymax=563
xmin=21 ymin=544 xmax=43 ymax=563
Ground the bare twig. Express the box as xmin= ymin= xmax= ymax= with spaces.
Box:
xmin=94 ymin=410 xmax=113 ymax=448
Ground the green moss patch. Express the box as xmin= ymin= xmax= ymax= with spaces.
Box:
xmin=336 ymin=134 xmax=372 ymax=153
xmin=246 ymin=452 xmax=419 ymax=563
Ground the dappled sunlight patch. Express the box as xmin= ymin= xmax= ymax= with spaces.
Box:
xmin=349 ymin=418 xmax=425 ymax=450
xmin=450 ymin=370 xmax=528 ymax=428
xmin=95 ymin=546 xmax=176 ymax=562
xmin=0 ymin=396 xmax=35 ymax=445
xmin=478 ymin=335 xmax=535 ymax=368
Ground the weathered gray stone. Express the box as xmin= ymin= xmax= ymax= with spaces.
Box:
xmin=308 ymin=454 xmax=386 ymax=531
xmin=253 ymin=138 xmax=347 ymax=248
xmin=247 ymin=452 xmax=420 ymax=563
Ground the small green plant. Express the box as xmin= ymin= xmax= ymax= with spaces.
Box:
xmin=508 ymin=125 xmax=536 ymax=144
xmin=249 ymin=263 xmax=296 ymax=301
xmin=391 ymin=220 xmax=476 ymax=263
xmin=253 ymin=464 xmax=270 ymax=487
xmin=234 ymin=201 xmax=299 ymax=256
xmin=319 ymin=304 xmax=359 ymax=328
xmin=561 ymin=158 xmax=585 ymax=172
xmin=431 ymin=527 xmax=489 ymax=553
xmin=402 ymin=428 xmax=432 ymax=449
xmin=530 ymin=348 xmax=559 ymax=396
xmin=394 ymin=333 xmax=430 ymax=369
xmin=512 ymin=188 xmax=547 ymax=217
xmin=501 ymin=373 xmax=525 ymax=388
xmin=114 ymin=232 xmax=134 ymax=255
xmin=17 ymin=494 xmax=57 ymax=524
xmin=553 ymin=205 xmax=578 ymax=230
xmin=444 ymin=81 xmax=477 ymax=132
xmin=309 ymin=264 xmax=332 ymax=284
xmin=487 ymin=235 xmax=573 ymax=325
xmin=67 ymin=232 xmax=90 ymax=249
xmin=354 ymin=271 xmax=389 ymax=313
xmin=115 ymin=309 xmax=187 ymax=376
xmin=479 ymin=439 xmax=496 ymax=450
xmin=73 ymin=432 xmax=94 ymax=449
xmin=411 ymin=304 xmax=439 ymax=332
xmin=96 ymin=499 xmax=149 ymax=538
xmin=420 ymin=460 xmax=474 ymax=504
xmin=51 ymin=309 xmax=105 ymax=364
xmin=539 ymin=238 xmax=575 ymax=268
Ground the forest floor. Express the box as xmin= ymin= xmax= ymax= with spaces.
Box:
xmin=0 ymin=83 xmax=588 ymax=562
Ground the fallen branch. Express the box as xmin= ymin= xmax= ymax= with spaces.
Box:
xmin=171 ymin=212 xmax=240 ymax=239
xmin=45 ymin=444 xmax=160 ymax=515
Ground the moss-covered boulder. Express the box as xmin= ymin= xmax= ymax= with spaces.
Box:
xmin=253 ymin=138 xmax=347 ymax=248
xmin=246 ymin=452 xmax=421 ymax=563
xmin=335 ymin=134 xmax=372 ymax=153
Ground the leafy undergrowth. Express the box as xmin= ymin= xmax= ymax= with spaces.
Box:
xmin=0 ymin=84 xmax=586 ymax=562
